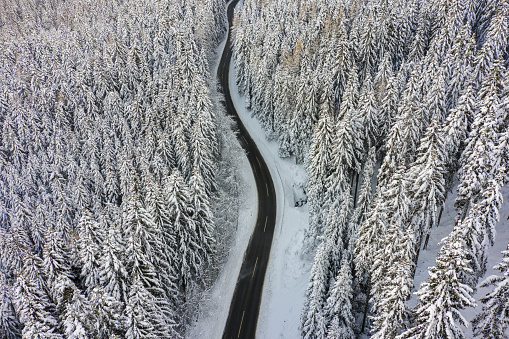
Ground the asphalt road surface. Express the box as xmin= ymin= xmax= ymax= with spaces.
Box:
xmin=218 ymin=1 xmax=277 ymax=338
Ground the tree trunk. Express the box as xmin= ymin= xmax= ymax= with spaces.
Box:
xmin=460 ymin=199 xmax=470 ymax=222
xmin=361 ymin=278 xmax=370 ymax=334
xmin=437 ymin=205 xmax=444 ymax=225
xmin=353 ymin=172 xmax=360 ymax=209
xmin=423 ymin=233 xmax=430 ymax=250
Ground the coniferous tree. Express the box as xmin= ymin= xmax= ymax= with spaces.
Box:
xmin=88 ymin=287 xmax=125 ymax=339
xmin=354 ymin=193 xmax=387 ymax=279
xmin=189 ymin=167 xmax=216 ymax=273
xmin=358 ymin=75 xmax=379 ymax=150
xmin=0 ymin=272 xmax=20 ymax=339
xmin=324 ymin=260 xmax=354 ymax=339
xmin=165 ymin=169 xmax=202 ymax=293
xmin=125 ymin=275 xmax=157 ymax=339
xmin=371 ymin=225 xmax=415 ymax=338
xmin=42 ymin=226 xmax=73 ymax=301
xmin=301 ymin=243 xmax=329 ymax=339
xmin=409 ymin=118 xmax=447 ymax=248
xmin=455 ymin=58 xmax=504 ymax=222
xmin=57 ymin=277 xmax=91 ymax=339
xmin=347 ymin=147 xmax=375 ymax=254
xmin=399 ymin=224 xmax=476 ymax=339
xmin=441 ymin=83 xmax=476 ymax=167
xmin=473 ymin=242 xmax=509 ymax=338
xmin=306 ymin=107 xmax=334 ymax=247
xmin=123 ymin=189 xmax=160 ymax=293
xmin=77 ymin=209 xmax=102 ymax=294
xmin=99 ymin=214 xmax=128 ymax=303
xmin=14 ymin=268 xmax=62 ymax=339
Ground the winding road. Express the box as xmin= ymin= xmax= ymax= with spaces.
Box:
xmin=218 ymin=0 xmax=277 ymax=338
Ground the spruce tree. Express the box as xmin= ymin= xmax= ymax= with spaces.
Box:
xmin=77 ymin=209 xmax=102 ymax=294
xmin=189 ymin=167 xmax=216 ymax=274
xmin=0 ymin=272 xmax=20 ymax=339
xmin=14 ymin=272 xmax=62 ymax=339
xmin=99 ymin=216 xmax=128 ymax=303
xmin=165 ymin=169 xmax=202 ymax=292
xmin=409 ymin=118 xmax=447 ymax=247
xmin=88 ymin=287 xmax=125 ymax=338
xmin=301 ymin=244 xmax=329 ymax=339
xmin=324 ymin=260 xmax=354 ymax=339
xmin=306 ymin=107 xmax=334 ymax=247
xmin=57 ymin=277 xmax=92 ymax=339
xmin=371 ymin=225 xmax=415 ymax=338
xmin=399 ymin=225 xmax=476 ymax=339
xmin=472 ymin=242 xmax=509 ymax=338
xmin=455 ymin=58 xmax=504 ymax=222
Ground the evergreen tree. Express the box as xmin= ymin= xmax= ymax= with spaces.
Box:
xmin=409 ymin=118 xmax=447 ymax=247
xmin=455 ymin=58 xmax=504 ymax=222
xmin=191 ymin=106 xmax=217 ymax=194
xmin=123 ymin=190 xmax=160 ymax=293
xmin=165 ymin=169 xmax=202 ymax=292
xmin=441 ymin=84 xmax=476 ymax=167
xmin=88 ymin=287 xmax=125 ymax=338
xmin=144 ymin=176 xmax=180 ymax=310
xmin=14 ymin=272 xmax=62 ymax=339
xmin=330 ymin=23 xmax=353 ymax=106
xmin=0 ymin=273 xmax=20 ymax=339
xmin=324 ymin=260 xmax=354 ymax=339
xmin=461 ymin=170 xmax=505 ymax=285
xmin=56 ymin=277 xmax=91 ymax=339
xmin=301 ymin=243 xmax=329 ymax=339
xmin=371 ymin=225 xmax=415 ymax=338
xmin=348 ymin=147 xmax=375 ymax=254
xmin=354 ymin=193 xmax=387 ymax=278
xmin=189 ymin=167 xmax=216 ymax=272
xmin=43 ymin=226 xmax=73 ymax=301
xmin=306 ymin=107 xmax=334 ymax=247
xmin=338 ymin=67 xmax=359 ymax=121
xmin=472 ymin=242 xmax=509 ymax=338
xmin=399 ymin=225 xmax=476 ymax=339
xmin=125 ymin=275 xmax=157 ymax=339
xmin=77 ymin=209 xmax=102 ymax=294
xmin=328 ymin=108 xmax=363 ymax=202
xmin=357 ymin=75 xmax=379 ymax=150
xmin=99 ymin=215 xmax=128 ymax=303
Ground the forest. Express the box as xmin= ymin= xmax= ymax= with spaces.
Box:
xmin=232 ymin=0 xmax=509 ymax=338
xmin=0 ymin=0 xmax=247 ymax=338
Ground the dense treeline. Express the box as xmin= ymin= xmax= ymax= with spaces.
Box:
xmin=232 ymin=0 xmax=509 ymax=337
xmin=0 ymin=0 xmax=245 ymax=337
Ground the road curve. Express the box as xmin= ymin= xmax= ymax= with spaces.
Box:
xmin=218 ymin=1 xmax=277 ymax=338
